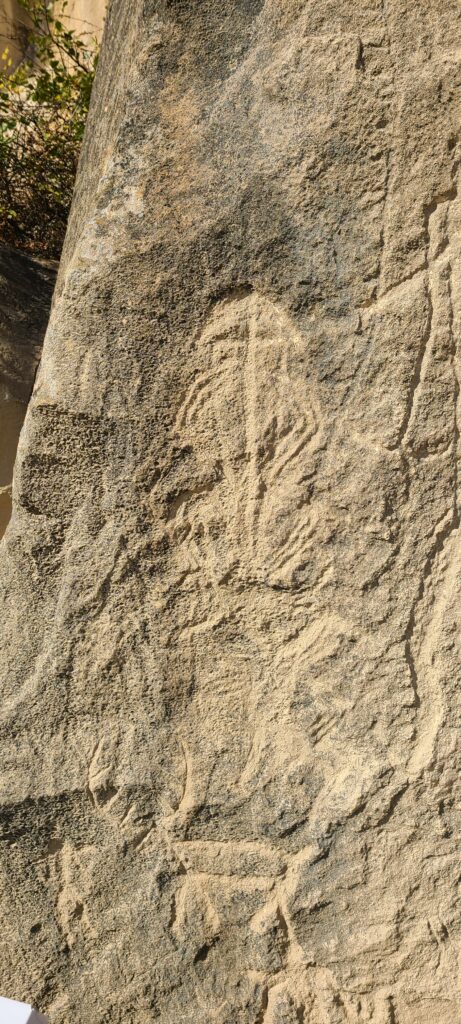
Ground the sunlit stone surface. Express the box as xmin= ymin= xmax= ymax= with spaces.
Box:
xmin=2 ymin=2 xmax=461 ymax=1022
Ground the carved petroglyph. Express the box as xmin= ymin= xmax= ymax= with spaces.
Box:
xmin=401 ymin=185 xmax=461 ymax=779
xmin=342 ymin=177 xmax=461 ymax=784
xmin=152 ymin=182 xmax=461 ymax=1017
xmin=5 ymin=2 xmax=461 ymax=1020
xmin=168 ymin=833 xmax=399 ymax=1023
xmin=172 ymin=292 xmax=323 ymax=590
xmin=46 ymin=840 xmax=96 ymax=949
xmin=163 ymin=296 xmax=383 ymax=849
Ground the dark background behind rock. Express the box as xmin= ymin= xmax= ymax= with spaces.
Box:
xmin=0 ymin=245 xmax=56 ymax=536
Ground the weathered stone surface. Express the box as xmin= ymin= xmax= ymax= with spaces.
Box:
xmin=0 ymin=246 xmax=56 ymax=538
xmin=1 ymin=1 xmax=461 ymax=1021
xmin=63 ymin=0 xmax=106 ymax=36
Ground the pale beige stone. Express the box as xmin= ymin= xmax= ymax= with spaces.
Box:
xmin=57 ymin=0 xmax=106 ymax=38
xmin=0 ymin=0 xmax=106 ymax=67
xmin=1 ymin=1 xmax=461 ymax=1022
xmin=0 ymin=0 xmax=27 ymax=64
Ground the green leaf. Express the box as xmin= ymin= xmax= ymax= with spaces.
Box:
xmin=0 ymin=0 xmax=99 ymax=258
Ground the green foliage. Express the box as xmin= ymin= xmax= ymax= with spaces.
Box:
xmin=0 ymin=0 xmax=98 ymax=258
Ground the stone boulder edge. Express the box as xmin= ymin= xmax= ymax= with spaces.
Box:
xmin=1 ymin=1 xmax=461 ymax=1022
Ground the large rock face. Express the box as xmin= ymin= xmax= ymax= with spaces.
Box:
xmin=1 ymin=1 xmax=461 ymax=1021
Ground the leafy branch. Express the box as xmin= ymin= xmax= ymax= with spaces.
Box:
xmin=0 ymin=0 xmax=99 ymax=258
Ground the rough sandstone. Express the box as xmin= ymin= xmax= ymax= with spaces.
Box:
xmin=1 ymin=1 xmax=461 ymax=1021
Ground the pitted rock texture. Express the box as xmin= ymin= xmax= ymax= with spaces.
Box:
xmin=0 ymin=246 xmax=56 ymax=537
xmin=1 ymin=1 xmax=461 ymax=1021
